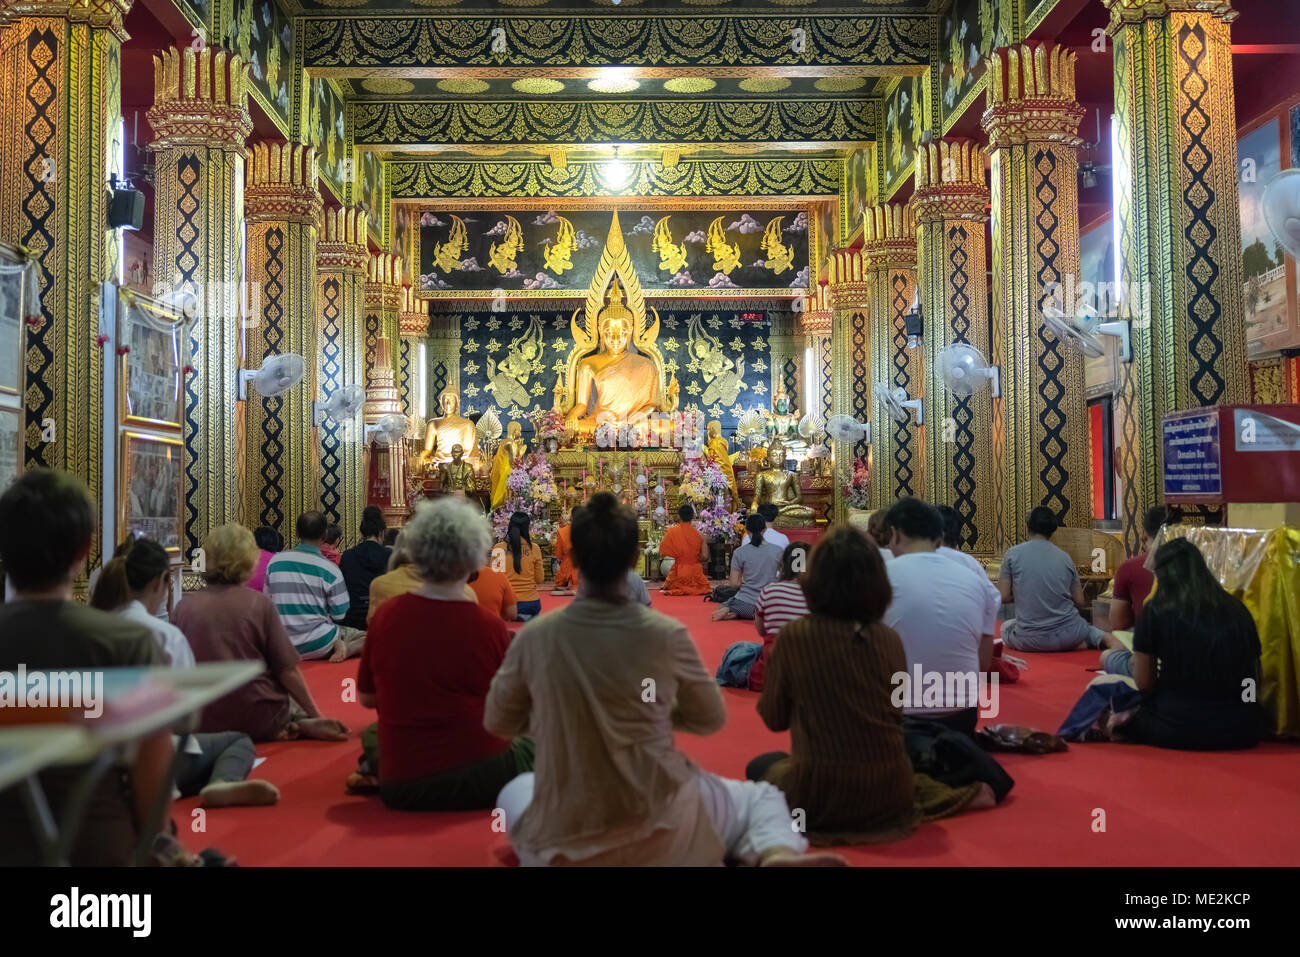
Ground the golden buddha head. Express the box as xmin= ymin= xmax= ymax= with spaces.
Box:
xmin=767 ymin=438 xmax=787 ymax=467
xmin=597 ymin=280 xmax=634 ymax=356
xmin=439 ymin=390 xmax=460 ymax=417
xmin=506 ymin=420 xmax=522 ymax=440
xmin=708 ymin=420 xmax=721 ymax=439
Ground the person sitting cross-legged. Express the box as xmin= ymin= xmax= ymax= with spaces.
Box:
xmin=354 ymin=497 xmax=534 ymax=810
xmin=659 ymin=503 xmax=712 ymax=596
xmin=339 ymin=506 xmax=391 ymax=631
xmin=998 ymin=506 xmax=1108 ymax=653
xmin=265 ymin=510 xmax=364 ymax=663
xmin=486 ymin=492 xmax=845 ymax=867
xmin=712 ymin=513 xmax=784 ymax=622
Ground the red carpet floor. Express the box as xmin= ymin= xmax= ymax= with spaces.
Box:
xmin=178 ymin=593 xmax=1300 ymax=866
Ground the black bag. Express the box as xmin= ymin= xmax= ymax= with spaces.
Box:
xmin=708 ymin=584 xmax=739 ymax=604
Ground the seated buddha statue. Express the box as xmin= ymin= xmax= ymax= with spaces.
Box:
xmin=559 ymin=280 xmax=678 ymax=433
xmin=438 ymin=444 xmax=477 ymax=496
xmin=749 ymin=438 xmax=815 ymax=526
xmin=422 ymin=390 xmax=481 ymax=467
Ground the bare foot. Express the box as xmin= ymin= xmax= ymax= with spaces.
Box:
xmin=711 ymin=607 xmax=737 ymax=622
xmin=293 ymin=717 xmax=350 ymax=741
xmin=759 ymin=848 xmax=849 ymax=867
xmin=199 ymin=779 xmax=280 ymax=807
xmin=327 ymin=638 xmax=348 ymax=663
xmin=966 ymin=782 xmax=997 ymax=811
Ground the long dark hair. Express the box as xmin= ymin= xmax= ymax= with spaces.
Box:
xmin=90 ymin=537 xmax=170 ymax=611
xmin=1145 ymin=538 xmax=1235 ymax=623
xmin=507 ymin=511 xmax=532 ymax=574
xmin=745 ymin=512 xmax=766 ymax=548
xmin=571 ymin=492 xmax=639 ymax=600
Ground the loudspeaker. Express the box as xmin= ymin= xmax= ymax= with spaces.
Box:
xmin=108 ymin=186 xmax=144 ymax=231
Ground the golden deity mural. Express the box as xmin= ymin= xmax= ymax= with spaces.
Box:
xmin=749 ymin=438 xmax=815 ymax=525
xmin=687 ymin=315 xmax=747 ymax=407
xmin=761 ymin=216 xmax=794 ymax=275
xmin=553 ymin=212 xmax=679 ymax=435
xmin=543 ymin=215 xmax=577 ymax=275
xmin=485 ymin=316 xmax=544 ymax=411
xmin=488 ymin=214 xmax=524 ymax=275
xmin=431 ymin=215 xmax=468 ymax=274
xmin=652 ymin=215 xmax=688 ymax=274
xmin=706 ymin=216 xmax=741 ymax=275
xmin=422 ymin=390 xmax=482 ymax=466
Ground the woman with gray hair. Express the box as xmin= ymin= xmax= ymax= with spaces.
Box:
xmin=354 ymin=498 xmax=533 ymax=809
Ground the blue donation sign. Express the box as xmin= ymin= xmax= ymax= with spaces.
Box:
xmin=1162 ymin=409 xmax=1222 ymax=500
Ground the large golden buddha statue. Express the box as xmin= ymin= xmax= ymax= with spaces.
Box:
xmin=421 ymin=390 xmax=481 ymax=466
xmin=554 ymin=212 xmax=678 ymax=437
xmin=750 ymin=437 xmax=815 ymax=526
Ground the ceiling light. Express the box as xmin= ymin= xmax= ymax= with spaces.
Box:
xmin=604 ymin=146 xmax=629 ymax=190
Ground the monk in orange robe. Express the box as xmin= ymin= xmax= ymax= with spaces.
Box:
xmin=660 ymin=504 xmax=711 ymax=596
xmin=551 ymin=508 xmax=581 ymax=594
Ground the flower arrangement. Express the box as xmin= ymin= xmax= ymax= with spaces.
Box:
xmin=694 ymin=504 xmax=743 ymax=543
xmin=529 ymin=408 xmax=572 ymax=447
xmin=491 ymin=453 xmax=560 ymax=540
xmin=676 ymin=458 xmax=732 ymax=506
xmin=843 ymin=456 xmax=871 ymax=510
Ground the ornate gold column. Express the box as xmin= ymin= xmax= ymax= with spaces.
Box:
xmin=425 ymin=313 xmax=462 ymax=414
xmin=148 ymin=44 xmax=251 ymax=557
xmin=984 ymin=43 xmax=1090 ymax=550
xmin=364 ymin=252 xmax=403 ymax=390
xmin=1107 ymin=0 xmax=1249 ymax=551
xmin=915 ymin=139 xmax=995 ymax=556
xmin=0 ymin=0 xmax=130 ymax=563
xmin=316 ymin=204 xmax=368 ymax=534
xmin=243 ymin=141 xmax=321 ymax=541
xmin=362 ymin=334 xmax=407 ymax=529
xmin=798 ymin=283 xmax=833 ymax=436
xmin=398 ymin=284 xmax=428 ymax=422
xmin=827 ymin=248 xmax=871 ymax=523
xmin=862 ymin=203 xmax=923 ymax=510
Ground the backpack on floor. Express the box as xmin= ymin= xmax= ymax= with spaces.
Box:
xmin=707 ymin=584 xmax=739 ymax=604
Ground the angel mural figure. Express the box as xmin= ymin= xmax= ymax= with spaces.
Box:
xmin=543 ymin=215 xmax=577 ymax=275
xmin=687 ymin=315 xmax=747 ymax=408
xmin=652 ymin=215 xmax=688 ymax=274
xmin=485 ymin=316 xmax=544 ymax=411
xmin=761 ymin=216 xmax=794 ymax=275
xmin=706 ymin=217 xmax=741 ymax=275
xmin=489 ymin=215 xmax=524 ymax=275
xmin=431 ymin=214 xmax=468 ymax=274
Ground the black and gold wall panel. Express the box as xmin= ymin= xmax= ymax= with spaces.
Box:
xmin=418 ymin=207 xmax=811 ymax=296
xmin=224 ymin=0 xmax=293 ymax=132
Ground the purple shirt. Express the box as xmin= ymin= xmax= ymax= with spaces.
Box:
xmin=246 ymin=550 xmax=274 ymax=593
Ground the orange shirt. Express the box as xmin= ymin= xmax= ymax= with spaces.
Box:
xmin=491 ymin=539 xmax=546 ymax=602
xmin=660 ymin=522 xmax=705 ymax=564
xmin=470 ymin=565 xmax=519 ymax=621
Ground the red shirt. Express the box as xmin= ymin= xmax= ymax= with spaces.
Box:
xmin=357 ymin=594 xmax=512 ymax=782
xmin=1113 ymin=552 xmax=1155 ymax=622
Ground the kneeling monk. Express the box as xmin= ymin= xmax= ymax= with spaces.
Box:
xmin=551 ymin=507 xmax=581 ymax=595
xmin=660 ymin=504 xmax=711 ymax=596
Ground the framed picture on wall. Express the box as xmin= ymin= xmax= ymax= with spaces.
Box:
xmin=120 ymin=301 xmax=183 ymax=431
xmin=0 ymin=242 xmax=28 ymax=400
xmin=0 ymin=407 xmax=19 ymax=493
xmin=119 ymin=431 xmax=183 ymax=556
xmin=1238 ymin=116 xmax=1293 ymax=357
xmin=1080 ymin=218 xmax=1119 ymax=396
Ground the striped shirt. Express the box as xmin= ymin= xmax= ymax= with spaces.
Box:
xmin=750 ymin=579 xmax=809 ymax=692
xmin=264 ymin=543 xmax=350 ymax=657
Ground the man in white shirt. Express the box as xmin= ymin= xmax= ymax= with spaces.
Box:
xmin=739 ymin=504 xmax=790 ymax=549
xmin=935 ymin=504 xmax=1001 ymax=638
xmin=882 ymin=498 xmax=994 ymax=735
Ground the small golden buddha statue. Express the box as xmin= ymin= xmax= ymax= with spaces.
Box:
xmin=704 ymin=420 xmax=737 ymax=503
xmin=750 ymin=438 xmax=815 ymax=526
xmin=422 ymin=390 xmax=481 ymax=467
xmin=489 ymin=421 xmax=527 ymax=509
xmin=438 ymin=444 xmax=477 ymax=496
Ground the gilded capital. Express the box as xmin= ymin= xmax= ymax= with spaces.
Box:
xmin=245 ymin=141 xmax=322 ymax=225
xmin=148 ymin=46 xmax=252 ymax=152
xmin=1104 ymin=0 xmax=1236 ymax=32
xmin=317 ymin=205 xmax=369 ymax=275
xmin=399 ymin=285 xmax=428 ymax=338
xmin=982 ymin=43 xmax=1085 ymax=149
xmin=861 ymin=203 xmax=918 ymax=271
xmin=825 ymin=248 xmax=870 ymax=309
xmin=913 ymin=139 xmax=990 ymax=224
xmin=0 ymin=0 xmax=131 ymax=38
xmin=364 ymin=253 xmax=404 ymax=312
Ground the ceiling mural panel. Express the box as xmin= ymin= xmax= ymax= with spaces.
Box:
xmin=309 ymin=78 xmax=349 ymax=200
xmin=939 ymin=0 xmax=1011 ymax=132
xmin=881 ymin=72 xmax=924 ymax=197
xmin=226 ymin=0 xmax=294 ymax=132
xmin=416 ymin=206 xmax=812 ymax=296
xmin=300 ymin=13 xmax=931 ymax=71
xmin=389 ymin=157 xmax=842 ymax=199
xmin=350 ymin=97 xmax=875 ymax=147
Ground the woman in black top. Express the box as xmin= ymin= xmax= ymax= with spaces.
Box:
xmin=339 ymin=506 xmax=391 ymax=630
xmin=1120 ymin=538 xmax=1267 ymax=751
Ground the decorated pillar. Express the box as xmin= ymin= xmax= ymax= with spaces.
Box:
xmin=799 ymin=283 xmax=834 ymax=434
xmin=243 ymin=141 xmax=322 ymax=542
xmin=827 ymin=248 xmax=872 ymax=522
xmin=316 ymin=204 xmax=368 ymax=533
xmin=767 ymin=312 xmax=803 ymax=422
xmin=425 ymin=313 xmax=462 ymax=415
xmin=363 ymin=334 xmax=407 ymax=529
xmin=0 ymin=0 xmax=130 ymax=563
xmin=364 ymin=252 xmax=403 ymax=390
xmin=862 ymin=202 xmax=923 ymax=510
xmin=915 ymin=139 xmax=995 ymax=556
xmin=148 ymin=44 xmax=251 ymax=558
xmin=1106 ymin=0 xmax=1249 ymax=551
xmin=398 ymin=284 xmax=428 ymax=422
xmin=983 ymin=43 xmax=1090 ymax=550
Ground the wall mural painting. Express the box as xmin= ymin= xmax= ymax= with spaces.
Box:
xmin=1239 ymin=118 xmax=1290 ymax=357
xmin=1080 ymin=218 xmax=1119 ymax=395
xmin=842 ymin=149 xmax=870 ymax=243
xmin=419 ymin=209 xmax=811 ymax=295
xmin=361 ymin=151 xmax=384 ymax=242
xmin=310 ymin=78 xmax=348 ymax=201
xmin=226 ymin=0 xmax=292 ymax=131
xmin=883 ymin=74 xmax=926 ymax=196
xmin=940 ymin=0 xmax=1008 ymax=127
xmin=449 ymin=308 xmax=773 ymax=437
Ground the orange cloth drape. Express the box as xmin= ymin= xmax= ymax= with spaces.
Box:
xmin=660 ymin=522 xmax=711 ymax=596
xmin=553 ymin=524 xmax=577 ymax=589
